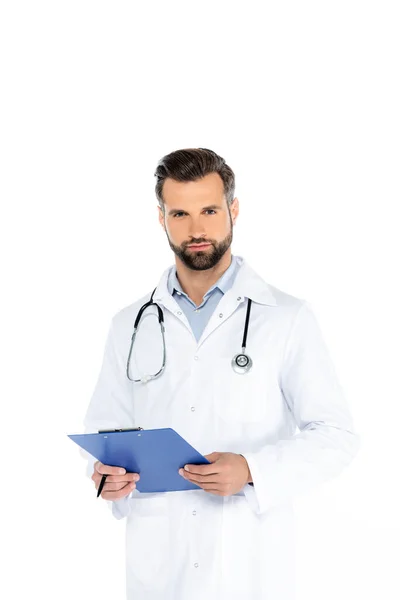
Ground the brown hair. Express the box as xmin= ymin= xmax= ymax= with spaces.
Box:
xmin=154 ymin=148 xmax=235 ymax=213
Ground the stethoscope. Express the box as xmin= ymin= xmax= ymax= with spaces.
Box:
xmin=126 ymin=288 xmax=253 ymax=383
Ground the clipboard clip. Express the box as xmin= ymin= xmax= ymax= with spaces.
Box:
xmin=98 ymin=427 xmax=144 ymax=433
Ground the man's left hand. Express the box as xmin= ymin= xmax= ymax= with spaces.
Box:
xmin=178 ymin=452 xmax=251 ymax=496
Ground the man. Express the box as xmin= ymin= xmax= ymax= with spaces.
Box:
xmin=82 ymin=147 xmax=360 ymax=600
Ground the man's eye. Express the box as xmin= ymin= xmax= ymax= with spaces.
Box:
xmin=173 ymin=210 xmax=216 ymax=218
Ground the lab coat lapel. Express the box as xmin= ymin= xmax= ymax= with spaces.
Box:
xmin=195 ymin=289 xmax=245 ymax=349
xmin=194 ymin=258 xmax=278 ymax=348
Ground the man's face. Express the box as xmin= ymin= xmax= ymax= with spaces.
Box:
xmin=158 ymin=172 xmax=239 ymax=271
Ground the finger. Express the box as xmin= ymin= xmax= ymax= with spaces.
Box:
xmin=182 ymin=472 xmax=222 ymax=485
xmin=100 ymin=473 xmax=140 ymax=484
xmin=194 ymin=481 xmax=230 ymax=496
xmin=93 ymin=474 xmax=137 ymax=488
xmin=188 ymin=481 xmax=227 ymax=495
xmin=184 ymin=465 xmax=221 ymax=477
xmin=182 ymin=473 xmax=229 ymax=492
xmin=102 ymin=480 xmax=136 ymax=491
xmin=100 ymin=480 xmax=134 ymax=494
xmin=182 ymin=476 xmax=222 ymax=490
xmin=97 ymin=464 xmax=127 ymax=476
xmin=102 ymin=481 xmax=135 ymax=500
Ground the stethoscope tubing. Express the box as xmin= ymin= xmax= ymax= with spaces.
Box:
xmin=126 ymin=288 xmax=253 ymax=382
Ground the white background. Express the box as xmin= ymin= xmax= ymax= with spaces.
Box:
xmin=1 ymin=1 xmax=399 ymax=598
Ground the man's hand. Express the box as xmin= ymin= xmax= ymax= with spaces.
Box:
xmin=92 ymin=461 xmax=140 ymax=500
xmin=178 ymin=452 xmax=252 ymax=496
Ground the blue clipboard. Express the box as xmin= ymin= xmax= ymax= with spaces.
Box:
xmin=68 ymin=427 xmax=211 ymax=493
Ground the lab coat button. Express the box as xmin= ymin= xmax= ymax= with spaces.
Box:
xmin=194 ymin=563 xmax=199 ymax=568
xmin=177 ymin=311 xmax=182 ymax=315
xmin=192 ymin=510 xmax=197 ymax=515
xmin=191 ymin=406 xmax=195 ymax=412
xmin=194 ymin=355 xmax=199 ymax=360
xmin=237 ymin=296 xmax=242 ymax=301
xmin=219 ymin=313 xmax=223 ymax=318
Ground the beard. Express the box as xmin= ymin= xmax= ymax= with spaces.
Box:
xmin=166 ymin=222 xmax=233 ymax=272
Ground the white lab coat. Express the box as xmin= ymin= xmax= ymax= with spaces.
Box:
xmin=82 ymin=255 xmax=360 ymax=600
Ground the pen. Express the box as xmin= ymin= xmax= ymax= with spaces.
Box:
xmin=96 ymin=427 xmax=143 ymax=498
xmin=97 ymin=474 xmax=107 ymax=498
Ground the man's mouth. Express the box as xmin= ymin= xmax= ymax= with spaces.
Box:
xmin=187 ymin=243 xmax=211 ymax=250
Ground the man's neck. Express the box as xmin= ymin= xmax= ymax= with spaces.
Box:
xmin=175 ymin=252 xmax=233 ymax=306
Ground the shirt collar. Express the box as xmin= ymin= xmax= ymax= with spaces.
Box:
xmin=155 ymin=255 xmax=278 ymax=306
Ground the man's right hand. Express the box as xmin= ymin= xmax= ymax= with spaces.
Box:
xmin=92 ymin=460 xmax=140 ymax=500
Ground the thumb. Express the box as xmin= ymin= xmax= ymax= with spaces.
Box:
xmin=203 ymin=451 xmax=220 ymax=462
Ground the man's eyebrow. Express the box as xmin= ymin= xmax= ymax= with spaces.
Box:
xmin=168 ymin=204 xmax=221 ymax=216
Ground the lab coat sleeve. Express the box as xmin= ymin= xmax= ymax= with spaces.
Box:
xmin=241 ymin=300 xmax=361 ymax=515
xmin=80 ymin=317 xmax=135 ymax=521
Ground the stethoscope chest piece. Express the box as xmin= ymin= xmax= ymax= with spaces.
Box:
xmin=231 ymin=352 xmax=253 ymax=374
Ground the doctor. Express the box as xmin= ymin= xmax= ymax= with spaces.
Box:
xmin=83 ymin=147 xmax=360 ymax=600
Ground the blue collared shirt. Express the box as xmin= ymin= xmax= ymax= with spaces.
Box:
xmin=167 ymin=254 xmax=242 ymax=342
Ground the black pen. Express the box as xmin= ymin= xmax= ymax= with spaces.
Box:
xmin=96 ymin=427 xmax=143 ymax=498
xmin=97 ymin=474 xmax=107 ymax=498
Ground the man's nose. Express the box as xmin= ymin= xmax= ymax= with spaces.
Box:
xmin=188 ymin=219 xmax=207 ymax=239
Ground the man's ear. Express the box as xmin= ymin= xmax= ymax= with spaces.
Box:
xmin=158 ymin=206 xmax=165 ymax=230
xmin=230 ymin=197 xmax=239 ymax=226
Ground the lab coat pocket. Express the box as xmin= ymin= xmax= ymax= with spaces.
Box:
xmin=213 ymin=356 xmax=268 ymax=423
xmin=126 ymin=495 xmax=170 ymax=588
